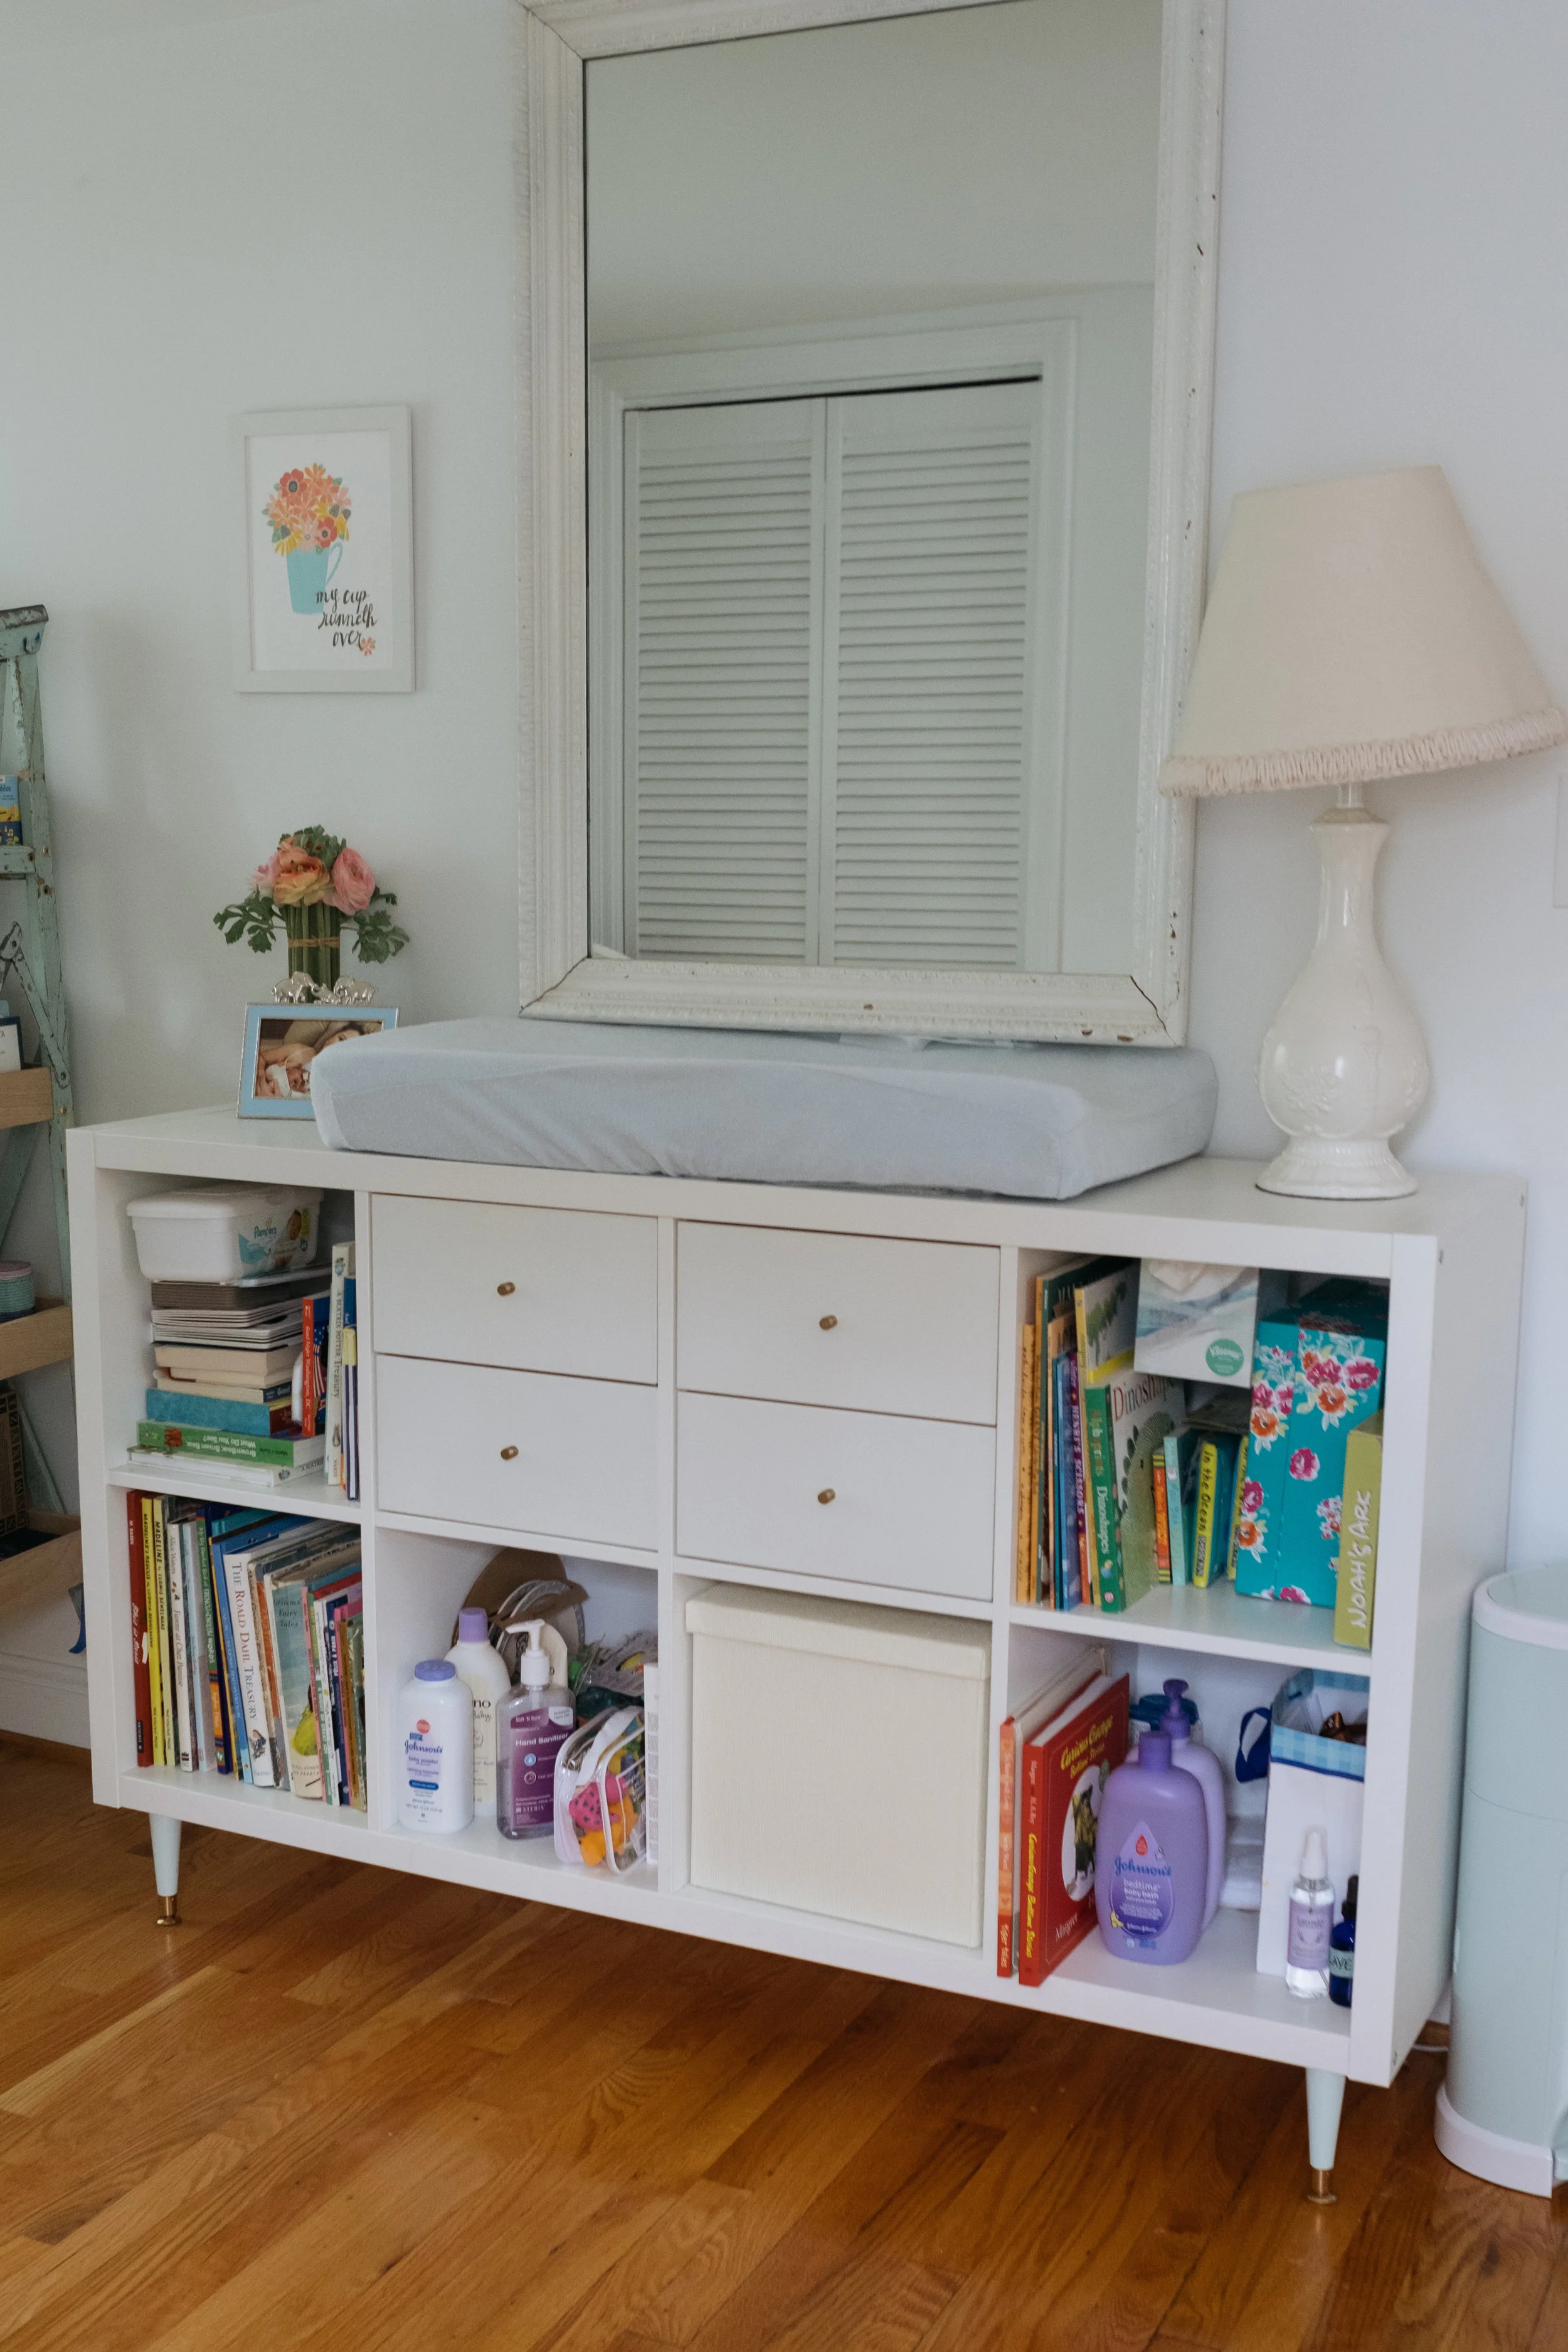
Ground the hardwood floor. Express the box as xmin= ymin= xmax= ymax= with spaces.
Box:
xmin=1 ymin=1738 xmax=1562 ymax=2351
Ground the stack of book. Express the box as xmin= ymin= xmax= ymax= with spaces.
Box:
xmin=1014 ymin=1256 xmax=1186 ymax=1613
xmin=127 ymin=1491 xmax=366 ymax=1808
xmin=137 ymin=1264 xmax=330 ymax=1485
xmin=1016 ymin=1260 xmax=1390 ymax=1620
xmin=997 ymin=1648 xmax=1130 ymax=1980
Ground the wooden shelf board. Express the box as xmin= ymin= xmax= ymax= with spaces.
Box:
xmin=1011 ymin=1582 xmax=1373 ymax=1672
xmin=0 ymin=1066 xmax=52 ymax=1130
xmin=115 ymin=1767 xmax=1341 ymax=2069
xmin=107 ymin=1458 xmax=362 ymax=1525
xmin=0 ymin=1512 xmax=82 ymax=1619
xmin=0 ymin=1299 xmax=72 ymax=1380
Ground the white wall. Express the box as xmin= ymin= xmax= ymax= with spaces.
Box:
xmin=0 ymin=0 xmax=518 ymax=1735
xmin=586 ymin=0 xmax=1160 ymax=347
xmin=7 ymin=0 xmax=1568 ymax=1740
xmin=1195 ymin=0 xmax=1568 ymax=1567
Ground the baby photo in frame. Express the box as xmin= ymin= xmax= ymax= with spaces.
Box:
xmin=239 ymin=1006 xmax=398 ymax=1120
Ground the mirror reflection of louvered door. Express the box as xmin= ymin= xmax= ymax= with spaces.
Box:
xmin=623 ymin=376 xmax=1065 ymax=968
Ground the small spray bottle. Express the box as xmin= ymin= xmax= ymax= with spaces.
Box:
xmin=1285 ymin=1826 xmax=1335 ymax=1999
xmin=495 ymin=1621 xmax=575 ymax=1840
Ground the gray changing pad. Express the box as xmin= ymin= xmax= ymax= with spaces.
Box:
xmin=310 ymin=1017 xmax=1216 ymax=1200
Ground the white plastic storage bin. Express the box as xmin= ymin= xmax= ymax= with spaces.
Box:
xmin=685 ymin=1582 xmax=990 ymax=1947
xmin=127 ymin=1186 xmax=325 ymax=1282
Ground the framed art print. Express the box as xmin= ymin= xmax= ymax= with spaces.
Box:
xmin=239 ymin=1005 xmax=400 ymax=1118
xmin=233 ymin=405 xmax=413 ymax=691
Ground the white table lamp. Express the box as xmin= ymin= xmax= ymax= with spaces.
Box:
xmin=1162 ymin=467 xmax=1565 ymax=1198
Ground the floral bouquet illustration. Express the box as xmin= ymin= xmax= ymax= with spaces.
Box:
xmin=265 ymin=464 xmax=352 ymax=615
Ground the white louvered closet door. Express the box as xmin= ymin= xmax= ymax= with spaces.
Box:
xmin=823 ymin=381 xmax=1054 ymax=970
xmin=622 ymin=376 xmax=1064 ymax=967
xmin=624 ymin=400 xmax=825 ymax=963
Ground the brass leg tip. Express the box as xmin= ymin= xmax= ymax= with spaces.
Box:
xmin=156 ymin=1895 xmax=181 ymax=1927
xmin=1306 ymin=2168 xmax=1336 ymax=2205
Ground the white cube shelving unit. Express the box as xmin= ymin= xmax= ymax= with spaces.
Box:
xmin=69 ymin=1108 xmax=1525 ymax=2189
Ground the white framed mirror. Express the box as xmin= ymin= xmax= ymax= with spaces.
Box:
xmin=516 ymin=0 xmax=1224 ymax=1043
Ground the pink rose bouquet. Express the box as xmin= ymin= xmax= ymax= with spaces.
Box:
xmin=215 ymin=826 xmax=409 ymax=990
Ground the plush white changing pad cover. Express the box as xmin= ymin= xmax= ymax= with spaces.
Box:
xmin=310 ymin=1017 xmax=1216 ymax=1200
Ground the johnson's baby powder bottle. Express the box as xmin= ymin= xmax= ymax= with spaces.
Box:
xmin=398 ymin=1660 xmax=474 ymax=1833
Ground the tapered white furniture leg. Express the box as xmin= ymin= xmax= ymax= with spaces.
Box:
xmin=150 ymin=1813 xmax=181 ymax=1927
xmin=1305 ymin=2067 xmax=1345 ymax=2203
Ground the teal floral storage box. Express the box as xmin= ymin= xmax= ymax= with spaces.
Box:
xmin=1236 ymin=1281 xmax=1387 ymax=1608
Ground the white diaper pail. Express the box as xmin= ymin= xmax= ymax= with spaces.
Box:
xmin=1436 ymin=1566 xmax=1568 ymax=2195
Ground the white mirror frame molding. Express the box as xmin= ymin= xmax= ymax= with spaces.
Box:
xmin=514 ymin=0 xmax=1225 ymax=1045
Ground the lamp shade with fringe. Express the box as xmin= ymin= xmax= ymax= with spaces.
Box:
xmin=1160 ymin=466 xmax=1565 ymax=798
xmin=1160 ymin=466 xmax=1565 ymax=1202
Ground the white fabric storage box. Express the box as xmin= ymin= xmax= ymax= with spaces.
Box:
xmin=685 ymin=1582 xmax=990 ymax=1947
xmin=127 ymin=1185 xmax=324 ymax=1282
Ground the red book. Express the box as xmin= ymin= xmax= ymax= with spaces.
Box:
xmin=127 ymin=1492 xmax=153 ymax=1765
xmin=301 ymin=1298 xmax=323 ymax=1436
xmin=1152 ymin=1451 xmax=1172 ymax=1581
xmin=1018 ymin=1672 xmax=1130 ymax=1986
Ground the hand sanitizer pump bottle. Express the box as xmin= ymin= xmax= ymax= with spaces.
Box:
xmin=496 ymin=1621 xmax=575 ymax=1840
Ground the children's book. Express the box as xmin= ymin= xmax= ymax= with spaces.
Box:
xmin=325 ymin=1241 xmax=353 ymax=1489
xmin=137 ymin=1422 xmax=326 ymax=1471
xmin=141 ymin=1496 xmax=166 ymax=1766
xmin=1052 ymin=1345 xmax=1082 ymax=1609
xmin=127 ymin=1495 xmax=153 ymax=1766
xmin=146 ymin=1388 xmax=295 ymax=1437
xmin=1072 ymin=1262 xmax=1138 ymax=1606
xmin=263 ymin=1537 xmax=362 ymax=1799
xmin=996 ymin=1647 xmax=1105 ymax=1974
xmin=1025 ymin=1259 xmax=1120 ymax=1608
xmin=1162 ymin=1429 xmax=1201 ymax=1587
xmin=1040 ymin=1310 xmax=1074 ymax=1604
xmin=1104 ymin=1369 xmax=1185 ymax=1611
xmin=1015 ymin=1318 xmax=1037 ymax=1604
xmin=1019 ymin=1671 xmax=1130 ymax=1986
xmin=1191 ymin=1433 xmax=1241 ymax=1588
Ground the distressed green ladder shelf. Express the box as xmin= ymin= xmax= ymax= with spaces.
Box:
xmin=0 ymin=606 xmax=82 ymax=1618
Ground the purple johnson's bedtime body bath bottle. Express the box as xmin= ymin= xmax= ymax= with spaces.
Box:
xmin=1158 ymin=1678 xmax=1227 ymax=1927
xmin=1095 ymin=1730 xmax=1209 ymax=1964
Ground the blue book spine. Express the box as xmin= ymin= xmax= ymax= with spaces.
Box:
xmin=206 ymin=1522 xmax=252 ymax=1783
xmin=1054 ymin=1352 xmax=1081 ymax=1611
xmin=146 ymin=1389 xmax=291 ymax=1437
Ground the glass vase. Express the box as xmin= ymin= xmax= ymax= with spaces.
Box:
xmin=284 ymin=901 xmax=341 ymax=992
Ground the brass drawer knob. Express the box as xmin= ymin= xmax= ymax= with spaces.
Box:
xmin=500 ymin=1445 xmax=519 ymax=1461
xmin=817 ymin=1488 xmax=835 ymax=1505
xmin=819 ymin=1314 xmax=837 ymax=1330
xmin=497 ymin=1281 xmax=516 ymax=1296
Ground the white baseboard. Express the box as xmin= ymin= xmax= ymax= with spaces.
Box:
xmin=0 ymin=1650 xmax=89 ymax=1748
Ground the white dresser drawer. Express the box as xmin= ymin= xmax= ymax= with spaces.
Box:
xmin=677 ymin=1224 xmax=998 ymax=1423
xmin=377 ymin=1355 xmax=657 ymax=1550
xmin=676 ymin=1392 xmax=995 ymax=1601
xmin=372 ymin=1195 xmax=657 ymax=1382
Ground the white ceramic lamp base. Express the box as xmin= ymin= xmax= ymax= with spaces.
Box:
xmin=1256 ymin=799 xmax=1429 ymax=1200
